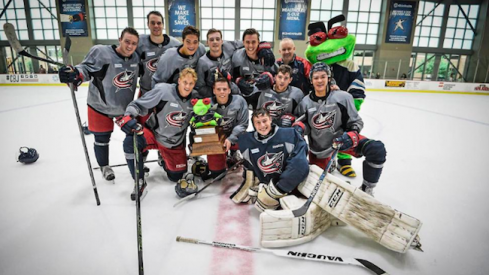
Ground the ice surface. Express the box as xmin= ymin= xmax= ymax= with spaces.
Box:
xmin=1 ymin=86 xmax=489 ymax=275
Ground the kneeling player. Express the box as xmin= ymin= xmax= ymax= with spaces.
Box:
xmin=231 ymin=108 xmax=309 ymax=212
xmin=116 ymin=68 xmax=196 ymax=200
xmin=294 ymin=62 xmax=386 ymax=196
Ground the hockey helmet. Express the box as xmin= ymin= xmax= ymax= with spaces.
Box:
xmin=17 ymin=147 xmax=39 ymax=164
xmin=191 ymin=158 xmax=209 ymax=178
xmin=175 ymin=173 xmax=199 ymax=198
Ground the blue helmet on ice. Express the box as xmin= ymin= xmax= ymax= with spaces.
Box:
xmin=17 ymin=147 xmax=39 ymax=164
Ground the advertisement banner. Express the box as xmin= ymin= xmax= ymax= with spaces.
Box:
xmin=385 ymin=0 xmax=416 ymax=44
xmin=168 ymin=0 xmax=196 ymax=37
xmin=279 ymin=0 xmax=308 ymax=40
xmin=58 ymin=0 xmax=88 ymax=37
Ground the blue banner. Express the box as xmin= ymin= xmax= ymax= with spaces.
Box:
xmin=279 ymin=0 xmax=308 ymax=40
xmin=58 ymin=0 xmax=88 ymax=37
xmin=385 ymin=1 xmax=417 ymax=43
xmin=168 ymin=0 xmax=196 ymax=37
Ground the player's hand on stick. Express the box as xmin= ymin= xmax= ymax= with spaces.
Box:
xmin=333 ymin=131 xmax=359 ymax=150
xmin=59 ymin=65 xmax=83 ymax=88
xmin=116 ymin=115 xmax=143 ymax=135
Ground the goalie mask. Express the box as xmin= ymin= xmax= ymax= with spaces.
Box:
xmin=17 ymin=147 xmax=39 ymax=164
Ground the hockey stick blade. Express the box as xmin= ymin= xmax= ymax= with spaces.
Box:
xmin=173 ymin=160 xmax=243 ymax=207
xmin=3 ymin=23 xmax=65 ymax=66
xmin=176 ymin=236 xmax=389 ymax=275
xmin=291 ymin=148 xmax=340 ymax=217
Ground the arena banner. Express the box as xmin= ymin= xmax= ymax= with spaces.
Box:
xmin=168 ymin=0 xmax=196 ymax=37
xmin=279 ymin=0 xmax=308 ymax=40
xmin=385 ymin=0 xmax=416 ymax=44
xmin=58 ymin=0 xmax=88 ymax=37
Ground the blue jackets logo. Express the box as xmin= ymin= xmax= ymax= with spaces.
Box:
xmin=146 ymin=57 xmax=159 ymax=73
xmin=113 ymin=70 xmax=135 ymax=91
xmin=312 ymin=111 xmax=336 ymax=130
xmin=258 ymin=151 xmax=284 ymax=175
xmin=263 ymin=101 xmax=286 ymax=118
xmin=166 ymin=111 xmax=188 ymax=127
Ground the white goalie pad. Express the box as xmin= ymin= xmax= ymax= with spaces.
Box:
xmin=260 ymin=195 xmax=332 ymax=248
xmin=298 ymin=165 xmax=423 ymax=253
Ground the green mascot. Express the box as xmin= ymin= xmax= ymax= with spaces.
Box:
xmin=305 ymin=15 xmax=366 ymax=178
xmin=189 ymin=98 xmax=222 ymax=128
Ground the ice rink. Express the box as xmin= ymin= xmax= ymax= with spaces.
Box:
xmin=1 ymin=85 xmax=489 ymax=275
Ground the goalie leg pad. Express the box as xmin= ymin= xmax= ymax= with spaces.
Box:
xmin=298 ymin=165 xmax=422 ymax=253
xmin=260 ymin=195 xmax=332 ymax=248
xmin=230 ymin=170 xmax=259 ymax=204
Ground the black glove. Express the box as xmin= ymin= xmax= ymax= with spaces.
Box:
xmin=236 ymin=77 xmax=254 ymax=95
xmin=116 ymin=115 xmax=143 ymax=135
xmin=257 ymin=42 xmax=275 ymax=67
xmin=333 ymin=131 xmax=360 ymax=150
xmin=254 ymin=72 xmax=273 ymax=90
xmin=209 ymin=67 xmax=232 ymax=86
xmin=59 ymin=65 xmax=83 ymax=87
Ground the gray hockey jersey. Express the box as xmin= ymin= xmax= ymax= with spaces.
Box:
xmin=76 ymin=45 xmax=139 ymax=117
xmin=136 ymin=34 xmax=181 ymax=94
xmin=195 ymin=40 xmax=243 ymax=97
xmin=151 ymin=44 xmax=206 ymax=88
xmin=295 ymin=89 xmax=363 ymax=158
xmin=125 ymin=83 xmax=194 ymax=148
xmin=257 ymin=86 xmax=304 ymax=124
xmin=212 ymin=94 xmax=249 ymax=143
xmin=231 ymin=48 xmax=266 ymax=80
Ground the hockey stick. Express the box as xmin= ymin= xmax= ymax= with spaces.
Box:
xmin=3 ymin=23 xmax=64 ymax=66
xmin=173 ymin=159 xmax=244 ymax=207
xmin=93 ymin=159 xmax=159 ymax=170
xmin=133 ymin=133 xmax=144 ymax=275
xmin=291 ymin=147 xmax=340 ymax=217
xmin=176 ymin=236 xmax=389 ymax=275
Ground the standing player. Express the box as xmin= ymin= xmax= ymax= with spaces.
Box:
xmin=116 ymin=68 xmax=197 ymax=200
xmin=293 ymin=63 xmax=386 ymax=196
xmin=194 ymin=75 xmax=248 ymax=180
xmin=231 ymin=28 xmax=276 ymax=109
xmin=137 ymin=11 xmax=181 ymax=95
xmin=276 ymin=38 xmax=312 ymax=95
xmin=231 ymin=108 xmax=309 ymax=212
xmin=59 ymin=27 xmax=140 ymax=181
xmin=256 ymin=64 xmax=304 ymax=127
xmin=151 ymin=25 xmax=206 ymax=87
xmin=195 ymin=28 xmax=242 ymax=98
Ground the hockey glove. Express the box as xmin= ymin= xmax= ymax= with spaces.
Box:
xmin=292 ymin=121 xmax=305 ymax=136
xmin=257 ymin=42 xmax=275 ymax=67
xmin=280 ymin=114 xmax=296 ymax=127
xmin=236 ymin=77 xmax=255 ymax=95
xmin=255 ymin=182 xmax=286 ymax=212
xmin=333 ymin=131 xmax=360 ymax=151
xmin=59 ymin=65 xmax=83 ymax=87
xmin=116 ymin=115 xmax=143 ymax=135
xmin=254 ymin=72 xmax=274 ymax=90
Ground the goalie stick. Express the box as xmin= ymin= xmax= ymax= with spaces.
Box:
xmin=290 ymin=147 xmax=340 ymax=217
xmin=4 ymin=23 xmax=101 ymax=206
xmin=3 ymin=23 xmax=64 ymax=66
xmin=173 ymin=159 xmax=244 ymax=207
xmin=176 ymin=236 xmax=389 ymax=275
xmin=133 ymin=133 xmax=144 ymax=275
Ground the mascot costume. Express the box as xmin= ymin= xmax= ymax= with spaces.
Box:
xmin=305 ymin=15 xmax=366 ymax=178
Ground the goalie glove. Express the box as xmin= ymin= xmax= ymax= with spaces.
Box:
xmin=255 ymin=182 xmax=286 ymax=212
xmin=260 ymin=195 xmax=332 ymax=248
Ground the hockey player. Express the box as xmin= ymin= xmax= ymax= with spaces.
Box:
xmin=151 ymin=25 xmax=206 ymax=87
xmin=256 ymin=64 xmax=304 ymax=127
xmin=293 ymin=62 xmax=386 ymax=195
xmin=305 ymin=16 xmax=367 ymax=178
xmin=195 ymin=28 xmax=243 ymax=98
xmin=230 ymin=108 xmax=309 ymax=212
xmin=193 ymin=75 xmax=249 ymax=179
xmin=58 ymin=27 xmax=140 ymax=181
xmin=137 ymin=11 xmax=181 ymax=96
xmin=276 ymin=38 xmax=312 ymax=95
xmin=116 ymin=68 xmax=197 ymax=200
xmin=231 ymin=28 xmax=276 ymax=109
